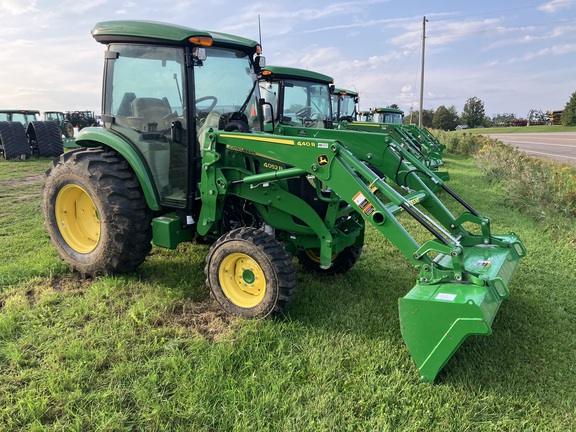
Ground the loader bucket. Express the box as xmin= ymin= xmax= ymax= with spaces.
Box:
xmin=399 ymin=235 xmax=525 ymax=382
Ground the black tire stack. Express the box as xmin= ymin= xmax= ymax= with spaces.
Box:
xmin=0 ymin=121 xmax=31 ymax=159
xmin=0 ymin=120 xmax=63 ymax=160
xmin=27 ymin=121 xmax=64 ymax=157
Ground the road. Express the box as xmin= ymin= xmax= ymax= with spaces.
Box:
xmin=484 ymin=132 xmax=576 ymax=164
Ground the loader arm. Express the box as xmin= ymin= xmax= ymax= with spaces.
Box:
xmin=202 ymin=129 xmax=526 ymax=381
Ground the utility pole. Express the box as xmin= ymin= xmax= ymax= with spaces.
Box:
xmin=419 ymin=16 xmax=428 ymax=127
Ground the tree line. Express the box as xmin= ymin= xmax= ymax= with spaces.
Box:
xmin=399 ymin=90 xmax=576 ymax=130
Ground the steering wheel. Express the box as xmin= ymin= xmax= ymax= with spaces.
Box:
xmin=195 ymin=95 xmax=218 ymax=114
xmin=303 ymin=113 xmax=319 ymax=127
xmin=295 ymin=106 xmax=312 ymax=118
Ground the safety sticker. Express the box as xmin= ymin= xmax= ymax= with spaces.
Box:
xmin=436 ymin=293 xmax=457 ymax=301
xmin=475 ymin=257 xmax=493 ymax=268
xmin=352 ymin=192 xmax=376 ymax=217
xmin=353 ymin=192 xmax=369 ymax=208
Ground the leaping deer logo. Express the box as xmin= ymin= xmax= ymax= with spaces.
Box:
xmin=317 ymin=154 xmax=329 ymax=166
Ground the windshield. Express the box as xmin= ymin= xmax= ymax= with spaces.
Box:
xmin=332 ymin=93 xmax=357 ymax=121
xmin=373 ymin=112 xmax=403 ymax=124
xmin=280 ymin=79 xmax=332 ymax=128
xmin=194 ymin=47 xmax=261 ymax=133
xmin=358 ymin=112 xmax=372 ymax=122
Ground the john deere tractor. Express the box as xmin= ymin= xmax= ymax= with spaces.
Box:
xmin=258 ymin=66 xmax=448 ymax=183
xmin=352 ymin=105 xmax=447 ymax=169
xmin=329 ymin=86 xmax=446 ymax=176
xmin=43 ymin=20 xmax=525 ymax=382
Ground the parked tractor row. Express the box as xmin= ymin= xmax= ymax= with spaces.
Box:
xmin=41 ymin=20 xmax=526 ymax=382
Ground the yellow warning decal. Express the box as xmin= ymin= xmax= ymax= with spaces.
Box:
xmin=349 ymin=122 xmax=380 ymax=127
xmin=352 ymin=191 xmax=376 ymax=217
xmin=220 ymin=134 xmax=294 ymax=146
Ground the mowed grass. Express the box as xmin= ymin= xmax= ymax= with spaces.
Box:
xmin=0 ymin=156 xmax=574 ymax=431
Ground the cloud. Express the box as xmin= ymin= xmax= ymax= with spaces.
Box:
xmin=539 ymin=0 xmax=576 ymax=13
xmin=508 ymin=43 xmax=576 ymax=63
xmin=0 ymin=0 xmax=38 ymax=15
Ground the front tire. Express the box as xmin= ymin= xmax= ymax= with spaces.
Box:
xmin=205 ymin=227 xmax=296 ymax=317
xmin=42 ymin=148 xmax=152 ymax=276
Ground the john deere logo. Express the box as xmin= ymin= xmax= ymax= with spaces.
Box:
xmin=317 ymin=154 xmax=329 ymax=166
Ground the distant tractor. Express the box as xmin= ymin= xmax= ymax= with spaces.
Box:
xmin=0 ymin=109 xmax=63 ymax=159
xmin=44 ymin=111 xmax=75 ymax=138
xmin=64 ymin=110 xmax=99 ymax=130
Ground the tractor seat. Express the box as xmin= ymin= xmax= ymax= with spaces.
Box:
xmin=132 ymin=97 xmax=173 ymax=132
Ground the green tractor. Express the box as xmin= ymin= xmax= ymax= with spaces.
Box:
xmin=328 ymin=88 xmax=447 ymax=178
xmin=0 ymin=109 xmax=63 ymax=159
xmin=42 ymin=20 xmax=526 ymax=382
xmin=64 ymin=110 xmax=99 ymax=130
xmin=258 ymin=66 xmax=448 ymax=184
xmin=357 ymin=105 xmax=447 ymax=165
xmin=44 ymin=111 xmax=75 ymax=138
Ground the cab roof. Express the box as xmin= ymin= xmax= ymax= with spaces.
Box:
xmin=373 ymin=107 xmax=404 ymax=115
xmin=91 ymin=20 xmax=259 ymax=51
xmin=260 ymin=65 xmax=333 ymax=84
xmin=332 ymin=88 xmax=358 ymax=97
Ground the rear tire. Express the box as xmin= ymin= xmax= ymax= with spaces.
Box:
xmin=298 ymin=245 xmax=362 ymax=275
xmin=0 ymin=121 xmax=30 ymax=159
xmin=42 ymin=148 xmax=152 ymax=276
xmin=64 ymin=122 xmax=75 ymax=138
xmin=27 ymin=121 xmax=63 ymax=157
xmin=205 ymin=227 xmax=296 ymax=317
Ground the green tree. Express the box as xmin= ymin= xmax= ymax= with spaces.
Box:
xmin=561 ymin=90 xmax=576 ymax=126
xmin=404 ymin=108 xmax=435 ymax=127
xmin=387 ymin=103 xmax=400 ymax=110
xmin=460 ymin=96 xmax=486 ymax=128
xmin=492 ymin=113 xmax=516 ymax=126
xmin=432 ymin=105 xmax=458 ymax=130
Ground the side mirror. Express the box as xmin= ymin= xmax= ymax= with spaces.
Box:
xmin=254 ymin=55 xmax=266 ymax=72
xmin=192 ymin=47 xmax=207 ymax=61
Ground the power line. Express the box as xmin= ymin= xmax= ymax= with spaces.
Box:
xmin=428 ymin=18 xmax=576 ymax=39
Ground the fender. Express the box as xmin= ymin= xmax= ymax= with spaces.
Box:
xmin=75 ymin=127 xmax=161 ymax=210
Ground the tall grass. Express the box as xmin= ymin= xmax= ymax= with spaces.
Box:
xmin=436 ymin=129 xmax=576 ymax=224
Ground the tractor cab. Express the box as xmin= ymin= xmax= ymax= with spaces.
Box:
xmin=357 ymin=110 xmax=372 ymax=122
xmin=0 ymin=109 xmax=40 ymax=127
xmin=259 ymin=66 xmax=333 ymax=130
xmin=372 ymin=107 xmax=404 ymax=124
xmin=80 ymin=21 xmax=265 ymax=212
xmin=331 ymin=88 xmax=359 ymax=123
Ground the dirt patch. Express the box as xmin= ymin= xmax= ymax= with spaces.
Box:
xmin=167 ymin=299 xmax=239 ymax=343
xmin=0 ymin=174 xmax=44 ymax=188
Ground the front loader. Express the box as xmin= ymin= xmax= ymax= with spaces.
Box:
xmin=42 ymin=20 xmax=525 ymax=382
xmin=332 ymin=93 xmax=450 ymax=180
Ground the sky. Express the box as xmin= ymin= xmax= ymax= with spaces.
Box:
xmin=1 ymin=0 xmax=575 ymax=119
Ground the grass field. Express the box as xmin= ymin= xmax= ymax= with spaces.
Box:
xmin=0 ymin=155 xmax=574 ymax=431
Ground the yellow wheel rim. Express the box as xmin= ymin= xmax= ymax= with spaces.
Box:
xmin=304 ymin=249 xmax=338 ymax=264
xmin=219 ymin=253 xmax=266 ymax=308
xmin=55 ymin=184 xmax=100 ymax=253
